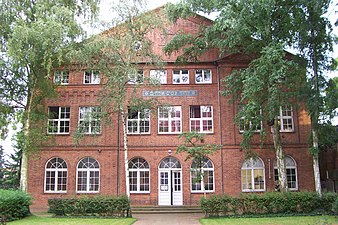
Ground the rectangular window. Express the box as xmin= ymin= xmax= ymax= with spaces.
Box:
xmin=172 ymin=70 xmax=189 ymax=84
xmin=127 ymin=109 xmax=150 ymax=134
xmin=279 ymin=106 xmax=294 ymax=132
xmin=195 ymin=69 xmax=212 ymax=84
xmin=54 ymin=71 xmax=69 ymax=85
xmin=48 ymin=107 xmax=70 ymax=134
xmin=128 ymin=70 xmax=144 ymax=84
xmin=190 ymin=106 xmax=213 ymax=133
xmin=78 ymin=107 xmax=101 ymax=134
xmin=84 ymin=70 xmax=100 ymax=84
xmin=150 ymin=70 xmax=167 ymax=84
xmin=239 ymin=107 xmax=262 ymax=133
xmin=158 ymin=106 xmax=182 ymax=133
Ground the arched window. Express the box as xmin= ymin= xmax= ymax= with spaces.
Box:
xmin=129 ymin=157 xmax=150 ymax=193
xmin=274 ymin=156 xmax=298 ymax=190
xmin=45 ymin=157 xmax=67 ymax=193
xmin=76 ymin=157 xmax=100 ymax=193
xmin=191 ymin=157 xmax=214 ymax=192
xmin=241 ymin=157 xmax=265 ymax=192
xmin=159 ymin=156 xmax=181 ymax=169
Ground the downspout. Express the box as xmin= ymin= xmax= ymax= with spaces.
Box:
xmin=216 ymin=62 xmax=224 ymax=194
xmin=117 ymin=110 xmax=121 ymax=196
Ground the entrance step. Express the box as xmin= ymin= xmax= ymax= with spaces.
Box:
xmin=131 ymin=206 xmax=203 ymax=214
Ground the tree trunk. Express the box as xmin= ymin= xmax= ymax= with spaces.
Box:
xmin=120 ymin=110 xmax=130 ymax=197
xmin=271 ymin=117 xmax=288 ymax=192
xmin=20 ymin=93 xmax=33 ymax=192
xmin=312 ymin=127 xmax=322 ymax=197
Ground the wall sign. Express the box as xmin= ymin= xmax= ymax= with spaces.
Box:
xmin=143 ymin=90 xmax=198 ymax=97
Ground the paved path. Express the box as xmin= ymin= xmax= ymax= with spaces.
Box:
xmin=132 ymin=213 xmax=204 ymax=225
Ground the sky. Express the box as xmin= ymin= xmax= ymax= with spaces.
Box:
xmin=1 ymin=0 xmax=337 ymax=160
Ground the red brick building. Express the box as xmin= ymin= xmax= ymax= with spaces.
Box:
xmin=27 ymin=8 xmax=314 ymax=212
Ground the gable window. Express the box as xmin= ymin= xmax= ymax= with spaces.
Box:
xmin=127 ymin=109 xmax=150 ymax=134
xmin=129 ymin=157 xmax=150 ymax=193
xmin=44 ymin=157 xmax=67 ymax=193
xmin=128 ymin=70 xmax=144 ymax=84
xmin=84 ymin=70 xmax=100 ymax=84
xmin=54 ymin=70 xmax=69 ymax=85
xmin=190 ymin=106 xmax=213 ymax=133
xmin=79 ymin=106 xmax=101 ymax=134
xmin=77 ymin=157 xmax=100 ymax=193
xmin=241 ymin=157 xmax=265 ymax=192
xmin=48 ymin=106 xmax=70 ymax=134
xmin=279 ymin=106 xmax=294 ymax=132
xmin=274 ymin=156 xmax=298 ymax=190
xmin=158 ymin=106 xmax=182 ymax=133
xmin=150 ymin=70 xmax=167 ymax=84
xmin=191 ymin=157 xmax=214 ymax=192
xmin=172 ymin=70 xmax=189 ymax=84
xmin=195 ymin=69 xmax=212 ymax=84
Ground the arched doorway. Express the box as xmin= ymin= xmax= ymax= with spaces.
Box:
xmin=158 ymin=156 xmax=183 ymax=205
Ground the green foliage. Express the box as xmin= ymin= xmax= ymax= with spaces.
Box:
xmin=332 ymin=196 xmax=338 ymax=215
xmin=48 ymin=196 xmax=131 ymax=217
xmin=201 ymin=192 xmax=337 ymax=217
xmin=0 ymin=189 xmax=32 ymax=222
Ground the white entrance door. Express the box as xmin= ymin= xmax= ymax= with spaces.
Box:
xmin=158 ymin=157 xmax=183 ymax=206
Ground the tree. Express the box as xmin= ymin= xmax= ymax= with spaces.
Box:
xmin=0 ymin=0 xmax=99 ymax=192
xmin=292 ymin=0 xmax=334 ymax=196
xmin=164 ymin=0 xmax=306 ymax=192
xmin=69 ymin=0 xmax=164 ymax=197
xmin=176 ymin=131 xmax=219 ymax=197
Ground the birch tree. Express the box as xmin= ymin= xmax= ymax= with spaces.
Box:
xmin=70 ymin=0 xmax=164 ymax=197
xmin=0 ymin=0 xmax=99 ymax=191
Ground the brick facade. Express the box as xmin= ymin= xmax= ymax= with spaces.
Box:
xmin=27 ymin=9 xmax=315 ymax=212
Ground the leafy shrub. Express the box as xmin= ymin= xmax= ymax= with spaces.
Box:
xmin=201 ymin=192 xmax=337 ymax=217
xmin=48 ymin=195 xmax=131 ymax=217
xmin=332 ymin=196 xmax=338 ymax=215
xmin=0 ymin=189 xmax=32 ymax=222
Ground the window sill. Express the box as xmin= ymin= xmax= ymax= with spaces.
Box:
xmin=191 ymin=190 xmax=214 ymax=193
xmin=130 ymin=192 xmax=150 ymax=194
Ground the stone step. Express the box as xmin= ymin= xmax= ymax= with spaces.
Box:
xmin=131 ymin=206 xmax=203 ymax=214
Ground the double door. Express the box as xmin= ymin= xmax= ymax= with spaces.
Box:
xmin=158 ymin=169 xmax=182 ymax=205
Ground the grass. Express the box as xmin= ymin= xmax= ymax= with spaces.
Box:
xmin=200 ymin=216 xmax=338 ymax=225
xmin=7 ymin=215 xmax=136 ymax=225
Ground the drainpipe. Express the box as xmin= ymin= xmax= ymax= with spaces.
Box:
xmin=117 ymin=110 xmax=121 ymax=196
xmin=216 ymin=61 xmax=224 ymax=194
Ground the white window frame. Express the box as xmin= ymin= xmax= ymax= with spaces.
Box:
xmin=84 ymin=70 xmax=100 ymax=84
xmin=44 ymin=157 xmax=67 ymax=193
xmin=241 ymin=157 xmax=266 ymax=192
xmin=278 ymin=106 xmax=294 ymax=132
xmin=54 ymin=70 xmax=69 ymax=85
xmin=128 ymin=70 xmax=144 ymax=84
xmin=48 ymin=106 xmax=70 ymax=134
xmin=127 ymin=109 xmax=150 ymax=134
xmin=195 ymin=69 xmax=212 ymax=84
xmin=274 ymin=155 xmax=298 ymax=191
xmin=172 ymin=70 xmax=189 ymax=84
xmin=239 ymin=108 xmax=262 ymax=133
xmin=190 ymin=106 xmax=213 ymax=133
xmin=129 ymin=157 xmax=150 ymax=193
xmin=190 ymin=158 xmax=214 ymax=193
xmin=150 ymin=70 xmax=167 ymax=84
xmin=158 ymin=106 xmax=182 ymax=134
xmin=76 ymin=157 xmax=100 ymax=193
xmin=78 ymin=106 xmax=101 ymax=134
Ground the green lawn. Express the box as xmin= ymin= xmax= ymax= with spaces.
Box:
xmin=200 ymin=216 xmax=338 ymax=225
xmin=7 ymin=215 xmax=136 ymax=225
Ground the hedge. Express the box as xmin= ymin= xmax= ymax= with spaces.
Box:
xmin=0 ymin=189 xmax=32 ymax=222
xmin=48 ymin=195 xmax=131 ymax=217
xmin=201 ymin=192 xmax=337 ymax=217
